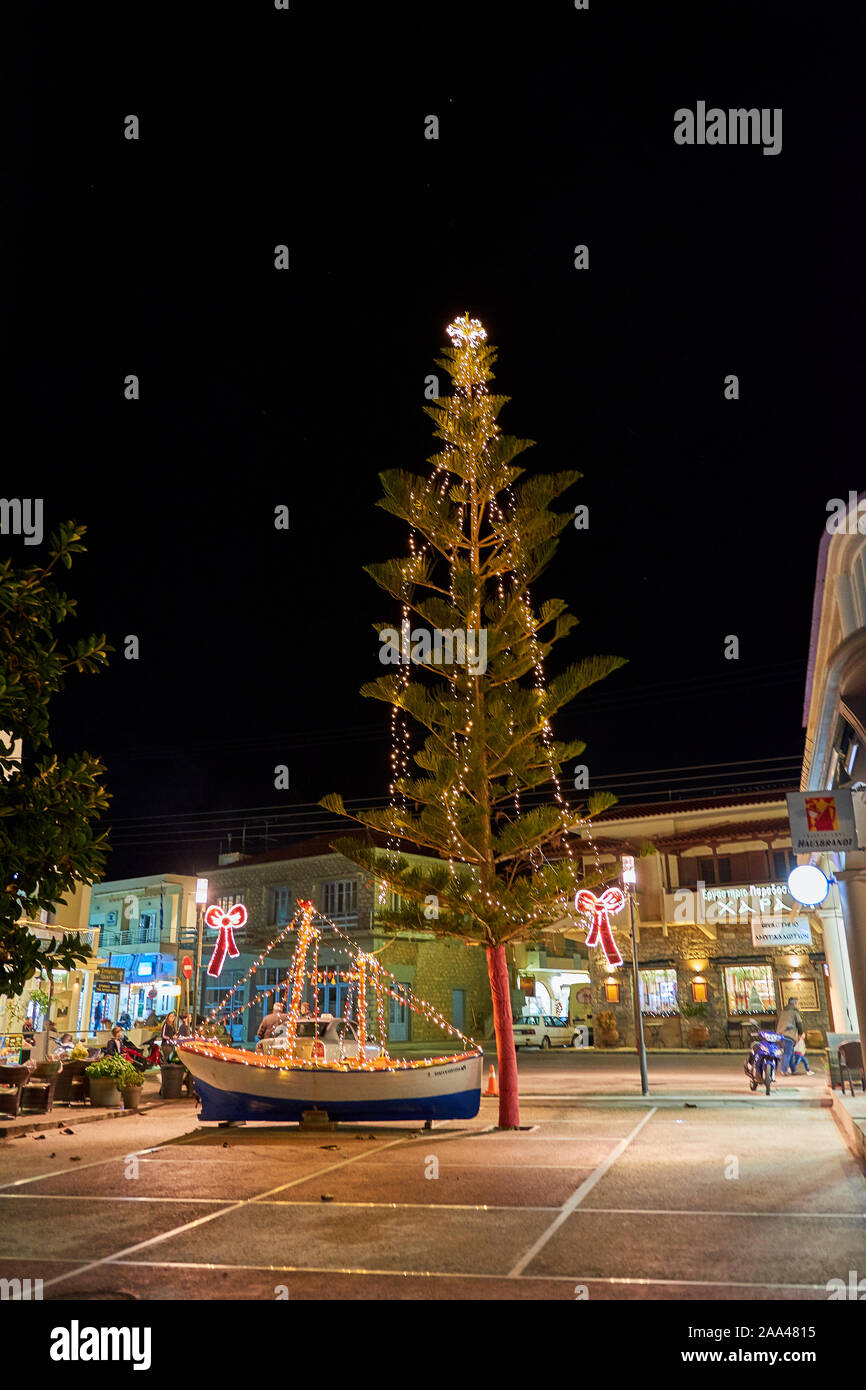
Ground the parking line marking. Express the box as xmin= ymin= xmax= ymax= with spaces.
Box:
xmin=36 ymin=1136 xmax=409 ymax=1292
xmin=507 ymin=1107 xmax=658 ymax=1277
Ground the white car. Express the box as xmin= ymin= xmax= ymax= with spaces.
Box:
xmin=513 ymin=1014 xmax=589 ymax=1049
xmin=261 ymin=1014 xmax=382 ymax=1062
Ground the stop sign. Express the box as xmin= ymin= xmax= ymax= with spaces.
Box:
xmin=181 ymin=956 xmax=193 ymax=980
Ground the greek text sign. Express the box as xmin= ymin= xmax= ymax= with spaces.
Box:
xmin=750 ymin=918 xmax=813 ymax=948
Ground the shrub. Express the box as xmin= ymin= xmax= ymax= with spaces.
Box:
xmin=85 ymin=1054 xmax=129 ymax=1081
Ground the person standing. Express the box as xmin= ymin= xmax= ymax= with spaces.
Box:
xmin=177 ymin=1012 xmax=192 ymax=1039
xmin=256 ymin=1000 xmax=285 ymax=1041
xmin=160 ymin=1010 xmax=179 ymax=1062
xmin=790 ymin=1034 xmax=812 ymax=1075
xmin=776 ymin=996 xmax=804 ymax=1076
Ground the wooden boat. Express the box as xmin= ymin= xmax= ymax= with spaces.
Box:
xmin=178 ymin=1039 xmax=483 ymax=1123
xmin=180 ymin=896 xmax=483 ymax=1122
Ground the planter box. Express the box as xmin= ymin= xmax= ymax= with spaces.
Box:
xmin=88 ymin=1077 xmax=122 ymax=1108
xmin=160 ymin=1064 xmax=186 ymax=1100
xmin=121 ymin=1087 xmax=142 ymax=1110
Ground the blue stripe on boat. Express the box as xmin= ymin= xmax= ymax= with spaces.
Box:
xmin=193 ymin=1078 xmax=481 ymax=1123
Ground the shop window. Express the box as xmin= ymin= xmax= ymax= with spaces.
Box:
xmin=724 ymin=965 xmax=776 ymax=1016
xmin=639 ymin=968 xmax=678 ymax=1016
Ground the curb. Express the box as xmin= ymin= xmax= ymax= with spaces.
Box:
xmin=830 ymin=1093 xmax=866 ymax=1163
xmin=0 ymin=1097 xmax=196 ymax=1141
xmin=490 ymin=1092 xmax=833 ymax=1108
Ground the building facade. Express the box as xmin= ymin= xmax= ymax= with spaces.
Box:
xmin=802 ymin=489 xmax=866 ymax=1041
xmin=569 ymin=793 xmax=836 ymax=1049
xmin=87 ymin=874 xmax=199 ymax=1027
xmin=197 ymin=834 xmax=493 ymax=1047
xmin=0 ymin=881 xmax=101 ymax=1047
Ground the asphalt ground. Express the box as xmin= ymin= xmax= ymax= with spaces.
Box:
xmin=1 ymin=1064 xmax=863 ymax=1301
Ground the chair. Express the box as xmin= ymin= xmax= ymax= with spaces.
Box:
xmin=726 ymin=1020 xmax=748 ymax=1049
xmin=54 ymin=1058 xmax=91 ymax=1106
xmin=0 ymin=1065 xmax=32 ymax=1118
xmin=838 ymin=1041 xmax=865 ymax=1097
xmin=22 ymin=1060 xmax=62 ymax=1114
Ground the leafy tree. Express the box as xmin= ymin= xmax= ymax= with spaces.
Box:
xmin=0 ymin=522 xmax=111 ymax=999
xmin=322 ymin=316 xmax=625 ymax=1126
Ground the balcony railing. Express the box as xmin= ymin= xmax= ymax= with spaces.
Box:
xmin=98 ymin=925 xmax=162 ymax=949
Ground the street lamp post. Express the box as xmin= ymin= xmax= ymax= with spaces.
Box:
xmin=622 ymin=856 xmax=649 ymax=1097
xmin=193 ymin=878 xmax=209 ymax=1031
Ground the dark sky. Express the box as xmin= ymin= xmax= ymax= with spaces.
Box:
xmin=6 ymin=2 xmax=865 ymax=877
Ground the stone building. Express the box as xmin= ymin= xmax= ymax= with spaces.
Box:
xmin=570 ymin=792 xmax=837 ymax=1050
xmin=197 ymin=832 xmax=493 ymax=1047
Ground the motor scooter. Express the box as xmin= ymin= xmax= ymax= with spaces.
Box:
xmin=743 ymin=1022 xmax=784 ymax=1095
xmin=120 ymin=1036 xmax=162 ymax=1073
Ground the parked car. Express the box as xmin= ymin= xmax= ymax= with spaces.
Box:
xmin=513 ymin=1014 xmax=584 ymax=1049
xmin=261 ymin=1014 xmax=383 ymax=1062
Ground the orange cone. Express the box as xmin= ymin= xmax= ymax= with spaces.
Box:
xmin=485 ymin=1064 xmax=498 ymax=1097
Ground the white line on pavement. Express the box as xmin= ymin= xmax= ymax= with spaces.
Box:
xmin=36 ymin=1136 xmax=409 ymax=1293
xmin=506 ymin=1107 xmax=658 ymax=1278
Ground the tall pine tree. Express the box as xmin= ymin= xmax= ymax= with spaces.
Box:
xmin=322 ymin=315 xmax=625 ymax=1126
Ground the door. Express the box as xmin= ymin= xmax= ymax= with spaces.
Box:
xmin=389 ymin=983 xmax=410 ymax=1042
xmin=452 ymin=989 xmax=466 ymax=1033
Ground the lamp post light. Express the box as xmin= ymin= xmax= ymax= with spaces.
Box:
xmin=622 ymin=855 xmax=649 ymax=1097
xmin=193 ymin=878 xmax=209 ymax=1031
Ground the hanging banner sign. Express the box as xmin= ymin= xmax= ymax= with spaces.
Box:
xmin=786 ymin=790 xmax=859 ymax=852
xmin=94 ymin=966 xmax=125 ymax=981
xmin=750 ymin=917 xmax=813 ymax=948
xmin=93 ymin=978 xmax=121 ymax=995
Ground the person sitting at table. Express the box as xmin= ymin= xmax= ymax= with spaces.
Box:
xmin=51 ymin=1033 xmax=75 ymax=1057
xmin=104 ymin=1026 xmax=125 ymax=1057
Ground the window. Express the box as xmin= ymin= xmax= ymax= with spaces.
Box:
xmin=772 ymin=850 xmax=791 ymax=880
xmin=218 ymin=892 xmax=245 ymax=911
xmin=268 ymin=886 xmax=292 ymax=926
xmin=323 ymin=879 xmax=358 ymax=918
xmin=724 ymin=965 xmax=777 ymax=1016
xmin=639 ymin=968 xmax=678 ymax=1016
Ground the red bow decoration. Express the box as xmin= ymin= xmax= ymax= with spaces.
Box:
xmin=205 ymin=903 xmax=247 ymax=977
xmin=575 ymin=887 xmax=625 ymax=967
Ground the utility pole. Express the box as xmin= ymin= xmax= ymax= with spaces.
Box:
xmin=622 ymin=856 xmax=649 ymax=1097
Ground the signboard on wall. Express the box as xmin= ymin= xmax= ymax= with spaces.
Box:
xmin=786 ymin=790 xmax=859 ymax=852
xmin=750 ymin=918 xmax=813 ymax=948
xmin=779 ymin=976 xmax=820 ymax=1011
xmin=93 ymin=978 xmax=121 ymax=996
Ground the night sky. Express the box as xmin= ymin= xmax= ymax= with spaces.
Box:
xmin=6 ymin=2 xmax=865 ymax=877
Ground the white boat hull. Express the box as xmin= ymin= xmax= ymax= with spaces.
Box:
xmin=178 ymin=1042 xmax=483 ymax=1123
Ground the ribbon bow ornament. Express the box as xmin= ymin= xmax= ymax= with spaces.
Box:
xmin=205 ymin=903 xmax=247 ymax=977
xmin=575 ymin=887 xmax=625 ymax=967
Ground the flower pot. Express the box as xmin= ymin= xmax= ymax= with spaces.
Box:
xmin=160 ymin=1064 xmax=186 ymax=1099
xmin=121 ymin=1086 xmax=142 ymax=1110
xmin=688 ymin=1024 xmax=710 ymax=1048
xmin=88 ymin=1077 xmax=122 ymax=1108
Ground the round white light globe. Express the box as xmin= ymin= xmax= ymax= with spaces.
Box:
xmin=787 ymin=864 xmax=830 ymax=906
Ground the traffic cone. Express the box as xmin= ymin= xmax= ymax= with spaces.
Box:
xmin=485 ymin=1064 xmax=498 ymax=1097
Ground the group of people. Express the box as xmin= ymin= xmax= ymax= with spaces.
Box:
xmin=255 ymin=999 xmax=312 ymax=1047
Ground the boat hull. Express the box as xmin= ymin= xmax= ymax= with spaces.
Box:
xmin=178 ymin=1044 xmax=483 ymax=1123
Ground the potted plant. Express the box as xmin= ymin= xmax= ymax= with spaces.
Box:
xmin=596 ymin=1010 xmax=619 ymax=1046
xmin=160 ymin=1048 xmax=187 ymax=1100
xmin=85 ymin=1054 xmax=128 ymax=1107
xmin=119 ymin=1061 xmax=145 ymax=1110
xmin=680 ymin=1001 xmax=710 ymax=1047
